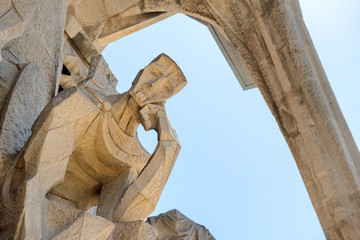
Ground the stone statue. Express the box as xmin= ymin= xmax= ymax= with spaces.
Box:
xmin=147 ymin=209 xmax=215 ymax=240
xmin=1 ymin=54 xmax=187 ymax=239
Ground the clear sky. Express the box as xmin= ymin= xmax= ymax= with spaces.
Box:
xmin=102 ymin=1 xmax=360 ymax=239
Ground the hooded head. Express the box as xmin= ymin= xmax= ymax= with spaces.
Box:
xmin=129 ymin=54 xmax=187 ymax=107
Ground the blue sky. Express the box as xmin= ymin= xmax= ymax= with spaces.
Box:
xmin=102 ymin=1 xmax=359 ymax=239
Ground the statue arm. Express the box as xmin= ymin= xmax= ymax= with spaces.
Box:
xmin=112 ymin=103 xmax=181 ymax=222
xmin=139 ymin=103 xmax=180 ymax=144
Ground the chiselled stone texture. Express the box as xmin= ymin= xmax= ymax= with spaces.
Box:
xmin=0 ymin=1 xmax=68 ymax=237
xmin=0 ymin=63 xmax=46 ymax=173
xmin=140 ymin=1 xmax=360 ymax=239
xmin=65 ymin=0 xmax=172 ymax=55
xmin=110 ymin=220 xmax=157 ymax=240
xmin=0 ymin=0 xmax=68 ymax=176
xmin=82 ymin=54 xmax=118 ymax=96
xmin=51 ymin=210 xmax=114 ymax=240
xmin=66 ymin=0 xmax=360 ymax=238
xmin=0 ymin=53 xmax=187 ymax=239
xmin=147 ymin=209 xmax=215 ymax=240
xmin=0 ymin=0 xmax=67 ymax=164
xmin=0 ymin=0 xmax=358 ymax=239
xmin=59 ymin=36 xmax=90 ymax=90
xmin=0 ymin=0 xmax=68 ymax=101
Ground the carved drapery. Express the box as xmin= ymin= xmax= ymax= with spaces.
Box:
xmin=0 ymin=0 xmax=359 ymax=239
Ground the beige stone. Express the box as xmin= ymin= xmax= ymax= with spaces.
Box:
xmin=147 ymin=209 xmax=215 ymax=240
xmin=110 ymin=220 xmax=157 ymax=240
xmin=97 ymin=169 xmax=138 ymax=221
xmin=0 ymin=0 xmax=359 ymax=239
xmin=0 ymin=63 xmax=46 ymax=174
xmin=50 ymin=209 xmax=114 ymax=240
xmin=0 ymin=2 xmax=68 ymax=236
xmin=1 ymin=53 xmax=186 ymax=239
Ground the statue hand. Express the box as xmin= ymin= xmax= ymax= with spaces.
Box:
xmin=139 ymin=104 xmax=165 ymax=131
xmin=139 ymin=104 xmax=180 ymax=145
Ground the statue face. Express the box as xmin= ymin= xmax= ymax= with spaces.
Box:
xmin=130 ymin=54 xmax=187 ymax=106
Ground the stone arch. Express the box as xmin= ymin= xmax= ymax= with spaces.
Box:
xmin=61 ymin=0 xmax=360 ymax=239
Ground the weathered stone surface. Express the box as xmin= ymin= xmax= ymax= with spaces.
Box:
xmin=97 ymin=169 xmax=138 ymax=221
xmin=0 ymin=0 xmax=358 ymax=239
xmin=147 ymin=209 xmax=215 ymax=240
xmin=109 ymin=220 xmax=157 ymax=240
xmin=51 ymin=210 xmax=114 ymax=240
xmin=66 ymin=0 xmax=172 ymax=52
xmin=138 ymin=1 xmax=360 ymax=238
xmin=82 ymin=54 xmax=118 ymax=96
xmin=0 ymin=59 xmax=20 ymax=112
xmin=0 ymin=87 xmax=96 ymax=238
xmin=1 ymin=54 xmax=187 ymax=239
xmin=59 ymin=36 xmax=89 ymax=90
xmin=0 ymin=62 xmax=46 ymax=181
xmin=0 ymin=0 xmax=37 ymax=51
xmin=0 ymin=2 xmax=68 ymax=236
xmin=2 ymin=0 xmax=68 ymax=100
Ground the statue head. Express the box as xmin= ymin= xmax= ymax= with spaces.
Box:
xmin=129 ymin=54 xmax=187 ymax=107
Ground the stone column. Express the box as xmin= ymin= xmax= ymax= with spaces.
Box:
xmin=0 ymin=0 xmax=68 ymax=238
xmin=201 ymin=0 xmax=360 ymax=238
xmin=143 ymin=0 xmax=360 ymax=238
xmin=0 ymin=0 xmax=68 ymax=174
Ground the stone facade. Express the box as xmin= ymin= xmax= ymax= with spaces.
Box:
xmin=0 ymin=0 xmax=359 ymax=239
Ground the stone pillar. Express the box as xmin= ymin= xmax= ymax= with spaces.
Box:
xmin=0 ymin=0 xmax=68 ymax=176
xmin=200 ymin=1 xmax=360 ymax=238
xmin=0 ymin=0 xmax=68 ymax=238
xmin=142 ymin=0 xmax=360 ymax=238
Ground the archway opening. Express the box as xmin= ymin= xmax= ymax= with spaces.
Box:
xmin=102 ymin=13 xmax=325 ymax=239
